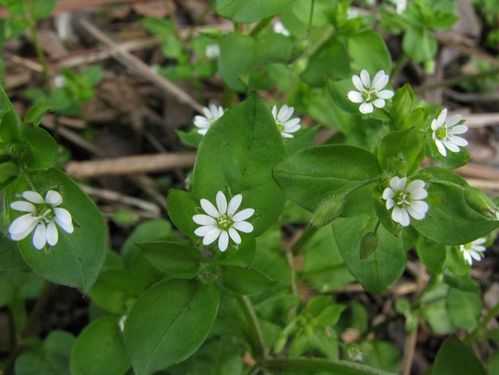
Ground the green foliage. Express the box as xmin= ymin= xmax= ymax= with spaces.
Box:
xmin=432 ymin=338 xmax=486 ymax=375
xmin=216 ymin=0 xmax=295 ymax=22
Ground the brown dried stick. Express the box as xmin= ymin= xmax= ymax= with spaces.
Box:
xmin=66 ymin=153 xmax=196 ymax=178
xmin=79 ymin=19 xmax=204 ymax=113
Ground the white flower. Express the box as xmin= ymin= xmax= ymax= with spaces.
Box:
xmin=382 ymin=177 xmax=429 ymax=227
xmin=391 ymin=0 xmax=407 ymax=14
xmin=53 ymin=75 xmax=66 ymax=88
xmin=273 ymin=21 xmax=290 ymax=37
xmin=459 ymin=238 xmax=486 ymax=266
xmin=193 ymin=191 xmax=255 ymax=252
xmin=347 ymin=70 xmax=394 ymax=114
xmin=8 ymin=190 xmax=74 ymax=250
xmin=272 ymin=105 xmax=301 ymax=138
xmin=205 ymin=44 xmax=220 ymax=59
xmin=431 ymin=108 xmax=468 ymax=157
xmin=193 ymin=104 xmax=224 ymax=136
xmin=347 ymin=8 xmax=360 ymax=19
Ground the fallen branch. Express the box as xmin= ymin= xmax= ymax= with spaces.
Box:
xmin=79 ymin=19 xmax=204 ymax=113
xmin=66 ymin=153 xmax=196 ymax=178
xmin=81 ymin=184 xmax=160 ymax=215
xmin=459 ymin=163 xmax=499 ymax=181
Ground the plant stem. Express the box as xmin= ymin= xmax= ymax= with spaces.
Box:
xmin=27 ymin=0 xmax=50 ymax=83
xmin=467 ymin=302 xmax=499 ymax=342
xmin=260 ymin=357 xmax=396 ymax=375
xmin=290 ymin=224 xmax=318 ymax=254
xmin=237 ymin=295 xmax=268 ymax=359
xmin=249 ymin=17 xmax=273 ymax=37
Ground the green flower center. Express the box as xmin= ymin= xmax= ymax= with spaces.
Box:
xmin=275 ymin=121 xmax=284 ymax=133
xmin=35 ymin=205 xmax=55 ymax=223
xmin=436 ymin=126 xmax=447 ymax=140
xmin=217 ymin=214 xmax=234 ymax=231
xmin=461 ymin=243 xmax=473 ymax=252
xmin=395 ymin=191 xmax=410 ymax=207
xmin=362 ymin=90 xmax=376 ymax=102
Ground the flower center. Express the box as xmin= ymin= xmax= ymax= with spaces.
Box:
xmin=275 ymin=121 xmax=284 ymax=133
xmin=395 ymin=191 xmax=410 ymax=207
xmin=362 ymin=89 xmax=376 ymax=102
xmin=36 ymin=206 xmax=55 ymax=223
xmin=217 ymin=214 xmax=234 ymax=230
xmin=436 ymin=126 xmax=447 ymax=140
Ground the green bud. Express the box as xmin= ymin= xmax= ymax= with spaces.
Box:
xmin=465 ymin=187 xmax=497 ymax=219
xmin=311 ymin=192 xmax=346 ymax=227
xmin=360 ymin=232 xmax=378 ymax=259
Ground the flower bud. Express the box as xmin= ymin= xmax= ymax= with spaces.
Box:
xmin=465 ymin=187 xmax=497 ymax=219
xmin=311 ymin=193 xmax=346 ymax=227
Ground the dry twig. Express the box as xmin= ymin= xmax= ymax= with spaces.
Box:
xmin=66 ymin=152 xmax=196 ymax=178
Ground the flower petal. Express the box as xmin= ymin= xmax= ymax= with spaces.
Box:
xmin=46 ymin=221 xmax=58 ymax=246
xmin=218 ymin=231 xmax=229 ymax=252
xmin=382 ymin=187 xmax=394 ymax=200
xmin=45 ymin=190 xmax=63 ymax=206
xmin=9 ymin=214 xmax=38 ymax=240
xmin=348 ymin=91 xmax=363 ymax=103
xmin=373 ymin=99 xmax=385 ymax=108
xmin=377 ymin=89 xmax=394 ymax=100
xmin=10 ymin=201 xmax=35 ymax=213
xmin=232 ymin=208 xmax=255 ymax=222
xmin=200 ymin=198 xmax=219 ymax=217
xmin=446 ymin=114 xmax=462 ymax=127
xmin=449 ymin=136 xmax=468 ymax=147
xmin=389 ymin=176 xmax=407 ymax=191
xmin=359 ymin=102 xmax=374 ymax=114
xmin=407 ymin=180 xmax=428 ymax=199
xmin=33 ymin=223 xmax=47 ymax=250
xmin=228 ymin=228 xmax=241 ymax=245
xmin=352 ymin=75 xmax=364 ymax=91
xmin=448 ymin=124 xmax=467 ymax=135
xmin=216 ymin=191 xmax=227 ymax=214
xmin=408 ymin=200 xmax=429 ymax=220
xmin=202 ymin=228 xmax=221 ymax=245
xmin=386 ymin=199 xmax=394 ymax=210
xmin=434 ymin=139 xmax=447 ymax=157
xmin=227 ymin=194 xmax=242 ymax=216
xmin=272 ymin=105 xmax=278 ymax=120
xmin=54 ymin=208 xmax=74 ymax=234
xmin=233 ymin=221 xmax=254 ymax=233
xmin=436 ymin=108 xmax=448 ymax=127
xmin=392 ymin=207 xmax=410 ymax=227
xmin=360 ymin=70 xmax=370 ymax=87
xmin=372 ymin=70 xmax=388 ymax=91
xmin=193 ymin=214 xmax=216 ymax=226
xmin=195 ymin=225 xmax=217 ymax=237
xmin=443 ymin=140 xmax=460 ymax=153
xmin=22 ymin=191 xmax=44 ymax=204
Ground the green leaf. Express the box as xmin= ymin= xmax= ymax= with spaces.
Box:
xmin=274 ymin=144 xmax=381 ymax=212
xmin=415 ymin=236 xmax=445 ymax=275
xmin=24 ymin=102 xmax=53 ymax=126
xmin=0 ymin=232 xmax=28 ymax=275
xmin=216 ymin=0 xmax=295 ymax=22
xmin=302 ymin=226 xmax=355 ymax=292
xmin=166 ymin=190 xmax=199 ymax=240
xmin=332 ymin=215 xmax=406 ymax=293
xmin=124 ymin=279 xmax=220 ymax=375
xmin=432 ymin=338 xmax=486 ymax=375
xmin=23 ymin=126 xmax=58 ymax=170
xmin=377 ymin=127 xmax=424 ymax=176
xmin=192 ymin=96 xmax=285 ymax=236
xmin=218 ymin=33 xmax=255 ymax=91
xmin=15 ymin=331 xmax=74 ymax=375
xmin=390 ymin=85 xmax=417 ymax=129
xmin=140 ymin=241 xmax=201 ymax=278
xmin=71 ymin=317 xmax=130 ymax=375
xmin=222 ymin=266 xmax=275 ymax=295
xmin=122 ymin=219 xmax=172 ymax=289
xmin=403 ymin=27 xmax=437 ymax=63
xmin=446 ymin=288 xmax=481 ymax=332
xmin=6 ymin=170 xmax=107 ymax=291
xmin=412 ymin=182 xmax=499 ymax=245
xmin=302 ymin=37 xmax=351 ymax=87
xmin=348 ymin=31 xmax=392 ymax=73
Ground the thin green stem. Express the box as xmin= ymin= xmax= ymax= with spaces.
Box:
xmin=26 ymin=0 xmax=50 ymax=83
xmin=249 ymin=17 xmax=273 ymax=37
xmin=237 ymin=295 xmax=268 ymax=359
xmin=307 ymin=0 xmax=315 ymax=36
xmin=467 ymin=302 xmax=499 ymax=343
xmin=290 ymin=224 xmax=318 ymax=254
xmin=260 ymin=357 xmax=396 ymax=375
